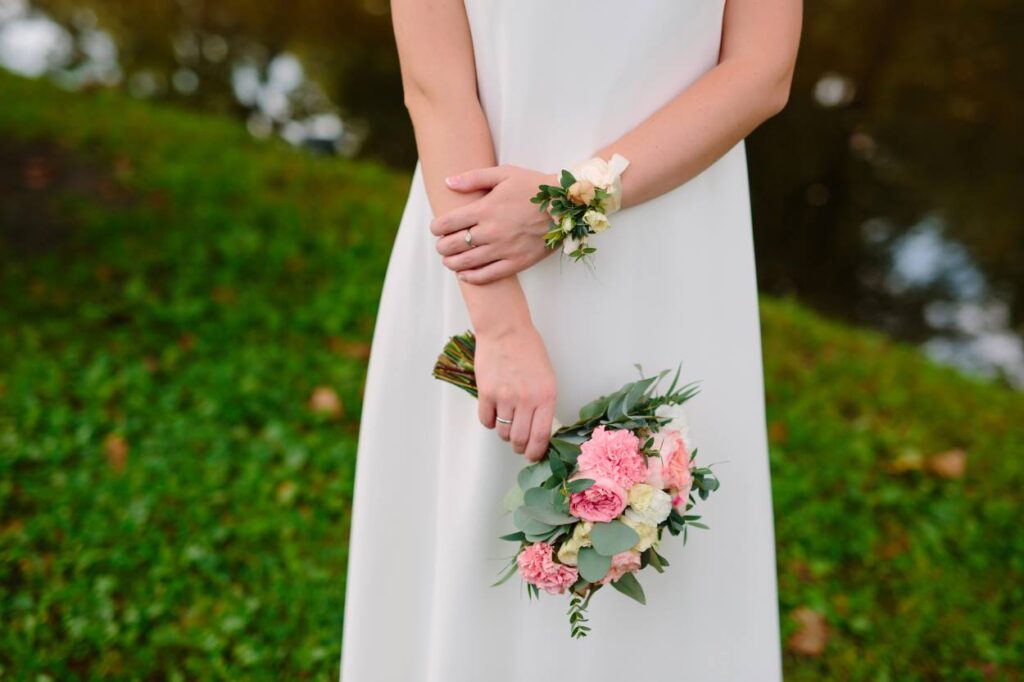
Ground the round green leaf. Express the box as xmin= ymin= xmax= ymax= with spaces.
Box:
xmin=590 ymin=520 xmax=640 ymax=556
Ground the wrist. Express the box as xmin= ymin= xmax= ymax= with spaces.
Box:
xmin=473 ymin=309 xmax=534 ymax=340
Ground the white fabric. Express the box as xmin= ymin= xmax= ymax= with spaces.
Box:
xmin=340 ymin=1 xmax=782 ymax=680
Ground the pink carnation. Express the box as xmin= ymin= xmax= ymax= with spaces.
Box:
xmin=516 ymin=542 xmax=579 ymax=594
xmin=577 ymin=426 xmax=646 ymax=488
xmin=600 ymin=550 xmax=642 ymax=585
xmin=569 ymin=476 xmax=628 ymax=522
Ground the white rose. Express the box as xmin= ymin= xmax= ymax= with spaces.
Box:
xmin=571 ymin=157 xmax=615 ymax=191
xmin=583 ymin=209 xmax=610 ymax=233
xmin=626 ymin=485 xmax=673 ymax=525
xmin=559 ymin=213 xmax=574 ymax=234
xmin=655 ymin=403 xmax=694 ymax=452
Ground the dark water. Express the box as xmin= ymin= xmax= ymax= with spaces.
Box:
xmin=3 ymin=0 xmax=1022 ymax=386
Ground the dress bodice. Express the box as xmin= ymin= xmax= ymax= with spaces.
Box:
xmin=463 ymin=0 xmax=726 ymax=170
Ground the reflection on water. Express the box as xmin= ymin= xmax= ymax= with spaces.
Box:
xmin=1 ymin=0 xmax=1022 ymax=387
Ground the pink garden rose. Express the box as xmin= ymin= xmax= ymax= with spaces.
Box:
xmin=577 ymin=426 xmax=647 ymax=488
xmin=600 ymin=550 xmax=642 ymax=585
xmin=569 ymin=476 xmax=628 ymax=522
xmin=649 ymin=428 xmax=693 ymax=493
xmin=517 ymin=542 xmax=579 ymax=595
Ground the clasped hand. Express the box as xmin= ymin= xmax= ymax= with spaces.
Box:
xmin=431 ymin=165 xmax=558 ymax=285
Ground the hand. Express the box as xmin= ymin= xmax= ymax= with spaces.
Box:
xmin=474 ymin=322 xmax=557 ymax=462
xmin=431 ymin=166 xmax=558 ymax=285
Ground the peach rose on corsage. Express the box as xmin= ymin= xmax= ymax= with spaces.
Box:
xmin=517 ymin=542 xmax=579 ymax=595
xmin=566 ymin=179 xmax=596 ymax=205
xmin=569 ymin=476 xmax=628 ymax=523
xmin=599 ymin=550 xmax=642 ymax=585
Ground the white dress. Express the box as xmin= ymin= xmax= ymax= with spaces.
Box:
xmin=340 ymin=1 xmax=782 ymax=680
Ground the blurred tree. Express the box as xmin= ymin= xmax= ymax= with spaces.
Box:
xmin=22 ymin=0 xmax=1024 ymax=347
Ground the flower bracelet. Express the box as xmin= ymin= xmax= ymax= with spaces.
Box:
xmin=530 ymin=153 xmax=630 ymax=262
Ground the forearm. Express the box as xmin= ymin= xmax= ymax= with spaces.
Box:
xmin=597 ymin=57 xmax=790 ymax=209
xmin=406 ymin=94 xmax=533 ymax=335
xmin=596 ymin=0 xmax=800 ymax=209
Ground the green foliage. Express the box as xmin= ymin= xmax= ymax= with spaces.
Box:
xmin=0 ymin=72 xmax=1022 ymax=680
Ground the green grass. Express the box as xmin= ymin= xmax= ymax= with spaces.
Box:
xmin=0 ymin=72 xmax=1021 ymax=681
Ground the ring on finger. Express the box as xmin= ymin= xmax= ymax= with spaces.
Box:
xmin=464 ymin=227 xmax=475 ymax=248
xmin=495 ymin=415 xmax=513 ymax=425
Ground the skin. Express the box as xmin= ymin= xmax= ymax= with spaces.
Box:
xmin=431 ymin=0 xmax=804 ymax=285
xmin=393 ymin=0 xmax=802 ymax=461
xmin=392 ymin=0 xmax=557 ymax=462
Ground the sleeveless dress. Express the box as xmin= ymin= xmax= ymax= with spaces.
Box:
xmin=339 ymin=2 xmax=783 ymax=680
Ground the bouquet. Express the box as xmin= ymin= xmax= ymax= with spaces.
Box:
xmin=532 ymin=153 xmax=630 ymax=262
xmin=434 ymin=331 xmax=721 ymax=638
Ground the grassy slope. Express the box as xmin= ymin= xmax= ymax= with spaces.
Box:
xmin=0 ymin=72 xmax=1021 ymax=681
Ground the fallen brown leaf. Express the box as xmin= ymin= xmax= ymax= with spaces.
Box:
xmin=104 ymin=433 xmax=129 ymax=473
xmin=328 ymin=337 xmax=372 ymax=361
xmin=926 ymin=449 xmax=967 ymax=480
xmin=786 ymin=607 xmax=829 ymax=657
xmin=768 ymin=421 xmax=788 ymax=444
xmin=309 ymin=386 xmax=343 ymax=418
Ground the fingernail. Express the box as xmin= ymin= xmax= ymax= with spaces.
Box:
xmin=457 ymin=273 xmax=467 ymax=281
xmin=445 ymin=175 xmax=459 ymax=188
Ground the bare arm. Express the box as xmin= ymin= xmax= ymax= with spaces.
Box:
xmin=392 ymin=0 xmax=557 ymax=460
xmin=431 ymin=0 xmax=802 ymax=284
xmin=598 ymin=0 xmax=803 ymax=208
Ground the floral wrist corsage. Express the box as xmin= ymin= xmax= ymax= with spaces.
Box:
xmin=531 ymin=153 xmax=630 ymax=262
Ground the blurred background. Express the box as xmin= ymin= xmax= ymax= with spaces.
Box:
xmin=0 ymin=0 xmax=1021 ymax=680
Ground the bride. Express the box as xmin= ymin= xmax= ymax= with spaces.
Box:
xmin=340 ymin=1 xmax=801 ymax=680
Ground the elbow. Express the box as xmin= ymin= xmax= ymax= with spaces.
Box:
xmin=764 ymin=66 xmax=795 ymax=118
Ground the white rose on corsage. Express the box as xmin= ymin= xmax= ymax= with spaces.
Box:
xmin=571 ymin=153 xmax=630 ymax=214
xmin=621 ymin=511 xmax=659 ymax=552
xmin=583 ymin=209 xmax=610 ymax=233
xmin=626 ymin=483 xmax=673 ymax=525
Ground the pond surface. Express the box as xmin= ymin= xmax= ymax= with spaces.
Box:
xmin=3 ymin=0 xmax=1022 ymax=386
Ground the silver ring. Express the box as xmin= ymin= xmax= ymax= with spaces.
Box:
xmin=464 ymin=228 xmax=474 ymax=247
xmin=495 ymin=416 xmax=513 ymax=425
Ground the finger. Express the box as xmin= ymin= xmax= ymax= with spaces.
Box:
xmin=524 ymin=401 xmax=555 ymax=462
xmin=430 ymin=203 xmax=480 ymax=237
xmin=458 ymin=259 xmax=520 ymax=285
xmin=509 ymin=404 xmax=534 ymax=455
xmin=478 ymin=392 xmax=496 ymax=429
xmin=495 ymin=404 xmax=514 ymax=442
xmin=443 ymin=244 xmax=501 ymax=273
xmin=435 ymin=224 xmax=492 ymax=257
xmin=445 ymin=166 xmax=509 ymax=193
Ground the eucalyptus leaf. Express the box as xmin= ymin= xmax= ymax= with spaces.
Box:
xmin=502 ymin=483 xmax=524 ymax=513
xmin=520 ymin=505 xmax=577 ymax=526
xmin=517 ymin=460 xmax=552 ymax=491
xmin=566 ymin=478 xmax=595 ymax=494
xmin=590 ymin=520 xmax=640 ymax=556
xmin=577 ymin=547 xmax=612 ymax=583
xmin=513 ymin=507 xmax=555 ymax=536
xmin=523 ymin=486 xmax=555 ymax=508
xmin=610 ymin=571 xmax=646 ymax=605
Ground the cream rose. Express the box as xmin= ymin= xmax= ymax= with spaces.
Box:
xmin=627 ymin=483 xmax=673 ymax=525
xmin=556 ymin=522 xmax=594 ymax=566
xmin=621 ymin=511 xmax=659 ymax=552
xmin=583 ymin=209 xmax=610 ymax=233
